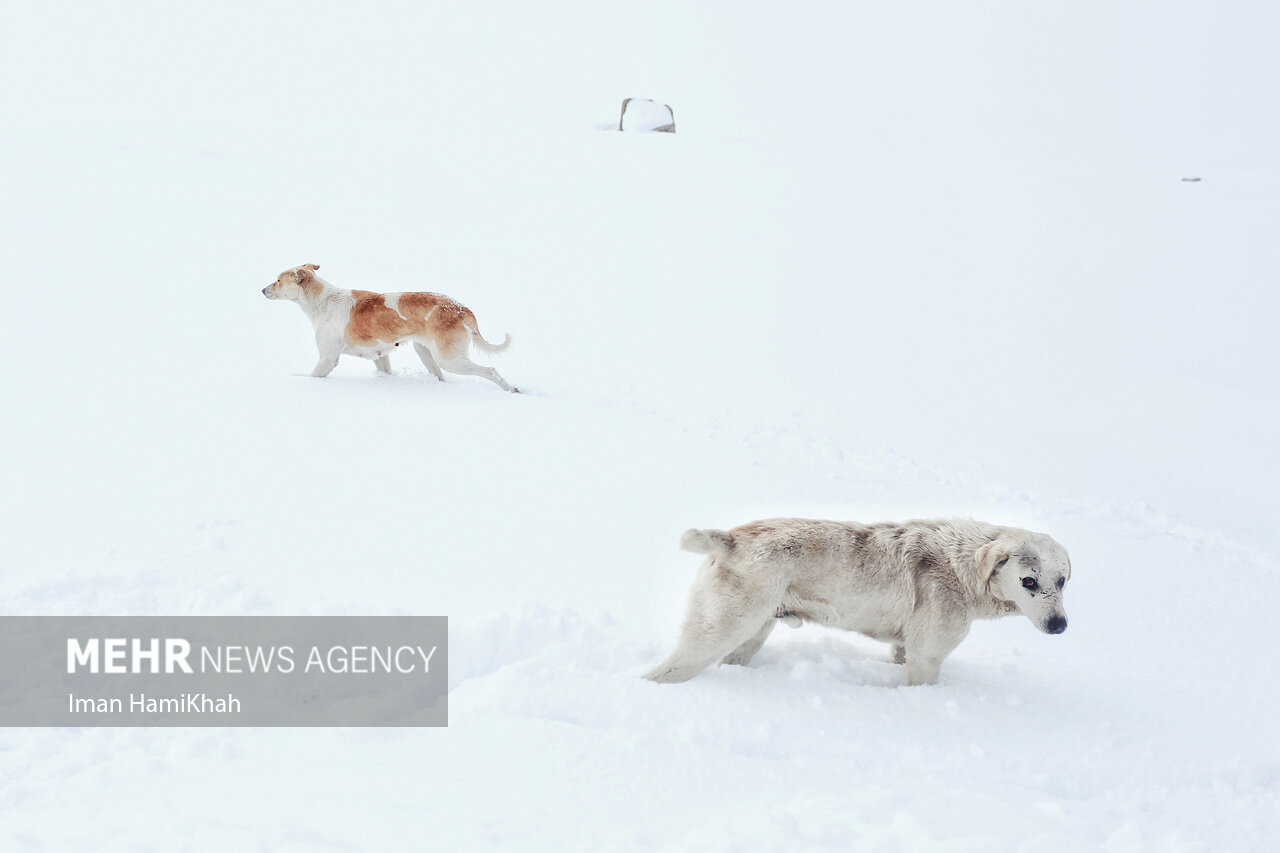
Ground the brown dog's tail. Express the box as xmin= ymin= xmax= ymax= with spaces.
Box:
xmin=680 ymin=528 xmax=733 ymax=558
xmin=466 ymin=317 xmax=512 ymax=354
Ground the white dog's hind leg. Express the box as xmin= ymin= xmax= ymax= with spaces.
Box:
xmin=721 ymin=619 xmax=776 ymax=667
xmin=892 ymin=644 xmax=906 ymax=665
xmin=438 ymin=355 xmax=518 ymax=393
xmin=645 ymin=624 xmax=764 ymax=683
xmin=374 ymin=354 xmax=392 ymax=374
xmin=645 ymin=588 xmax=778 ymax=683
xmin=413 ymin=343 xmax=445 ymax=381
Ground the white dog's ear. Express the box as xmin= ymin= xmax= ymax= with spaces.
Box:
xmin=975 ymin=540 xmax=1012 ymax=587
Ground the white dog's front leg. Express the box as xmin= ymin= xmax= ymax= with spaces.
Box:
xmin=905 ymin=656 xmax=945 ymax=686
xmin=903 ymin=624 xmax=968 ymax=686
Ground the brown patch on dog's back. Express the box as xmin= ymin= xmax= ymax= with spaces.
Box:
xmin=394 ymin=292 xmax=442 ymax=323
xmin=342 ymin=289 xmax=475 ymax=355
xmin=395 ymin=292 xmax=469 ymax=356
xmin=346 ymin=290 xmax=413 ymax=345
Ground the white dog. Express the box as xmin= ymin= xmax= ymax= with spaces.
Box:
xmin=262 ymin=264 xmax=518 ymax=392
xmin=645 ymin=518 xmax=1070 ymax=686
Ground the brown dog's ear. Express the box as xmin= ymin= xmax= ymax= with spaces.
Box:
xmin=304 ymin=263 xmax=319 ymax=271
xmin=975 ymin=540 xmax=1012 ymax=587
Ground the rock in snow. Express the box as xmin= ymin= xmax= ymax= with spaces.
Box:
xmin=619 ymin=97 xmax=675 ymax=133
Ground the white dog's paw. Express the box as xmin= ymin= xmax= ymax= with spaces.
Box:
xmin=642 ymin=663 xmax=699 ymax=683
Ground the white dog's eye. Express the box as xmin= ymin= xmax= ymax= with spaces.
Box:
xmin=1057 ymin=577 xmax=1065 ymax=589
xmin=1021 ymin=577 xmax=1039 ymax=591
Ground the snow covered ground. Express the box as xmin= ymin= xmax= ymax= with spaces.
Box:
xmin=2 ymin=2 xmax=1279 ymax=850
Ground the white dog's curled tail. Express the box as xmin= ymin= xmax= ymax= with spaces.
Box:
xmin=680 ymin=528 xmax=734 ymax=558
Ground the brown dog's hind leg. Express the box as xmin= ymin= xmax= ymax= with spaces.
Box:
xmin=413 ymin=343 xmax=446 ymax=381
xmin=438 ymin=355 xmax=517 ymax=393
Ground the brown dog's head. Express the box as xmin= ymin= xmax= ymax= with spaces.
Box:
xmin=262 ymin=264 xmax=321 ymax=301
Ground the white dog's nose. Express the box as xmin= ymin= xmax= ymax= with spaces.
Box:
xmin=1045 ymin=614 xmax=1067 ymax=634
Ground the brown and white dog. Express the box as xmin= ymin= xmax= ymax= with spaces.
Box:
xmin=262 ymin=264 xmax=518 ymax=392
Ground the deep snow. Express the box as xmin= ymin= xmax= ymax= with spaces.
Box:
xmin=2 ymin=2 xmax=1279 ymax=850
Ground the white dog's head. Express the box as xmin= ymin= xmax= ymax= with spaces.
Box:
xmin=976 ymin=530 xmax=1071 ymax=634
xmin=262 ymin=264 xmax=321 ymax=301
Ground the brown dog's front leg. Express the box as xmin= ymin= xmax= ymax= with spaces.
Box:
xmin=312 ymin=337 xmax=343 ymax=378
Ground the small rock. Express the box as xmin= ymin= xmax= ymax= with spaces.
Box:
xmin=619 ymin=98 xmax=675 ymax=133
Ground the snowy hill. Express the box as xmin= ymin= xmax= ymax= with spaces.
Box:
xmin=2 ymin=2 xmax=1278 ymax=850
